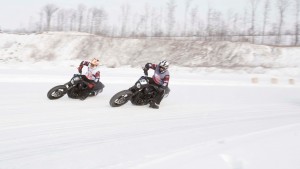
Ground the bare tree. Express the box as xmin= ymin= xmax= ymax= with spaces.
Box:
xmin=225 ymin=11 xmax=239 ymax=41
xmin=134 ymin=4 xmax=150 ymax=36
xmin=262 ymin=0 xmax=271 ymax=44
xmin=184 ymin=0 xmax=193 ymax=36
xmin=120 ymin=4 xmax=131 ymax=37
xmin=90 ymin=8 xmax=107 ymax=35
xmin=69 ymin=10 xmax=77 ymax=31
xmin=206 ymin=8 xmax=222 ymax=40
xmin=206 ymin=8 xmax=213 ymax=38
xmin=38 ymin=11 xmax=44 ymax=32
xmin=150 ymin=7 xmax=164 ymax=36
xmin=150 ymin=8 xmax=157 ymax=36
xmin=243 ymin=8 xmax=249 ymax=36
xmin=276 ymin=0 xmax=291 ymax=44
xmin=86 ymin=8 xmax=93 ymax=33
xmin=249 ymin=0 xmax=260 ymax=43
xmin=189 ymin=6 xmax=198 ymax=36
xmin=43 ymin=4 xmax=59 ymax=31
xmin=233 ymin=13 xmax=239 ymax=35
xmin=196 ymin=19 xmax=205 ymax=37
xmin=132 ymin=14 xmax=141 ymax=36
xmin=166 ymin=0 xmax=177 ymax=36
xmin=77 ymin=4 xmax=86 ymax=32
xmin=295 ymin=0 xmax=300 ymax=45
xmin=56 ymin=9 xmax=66 ymax=31
xmin=89 ymin=8 xmax=95 ymax=34
xmin=143 ymin=4 xmax=150 ymax=36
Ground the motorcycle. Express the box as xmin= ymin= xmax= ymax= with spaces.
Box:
xmin=109 ymin=75 xmax=170 ymax=107
xmin=47 ymin=74 xmax=104 ymax=100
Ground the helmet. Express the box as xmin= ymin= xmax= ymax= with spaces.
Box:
xmin=158 ymin=60 xmax=169 ymax=73
xmin=91 ymin=58 xmax=100 ymax=67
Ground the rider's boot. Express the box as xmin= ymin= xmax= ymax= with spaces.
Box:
xmin=149 ymin=101 xmax=159 ymax=109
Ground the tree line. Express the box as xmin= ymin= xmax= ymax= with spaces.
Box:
xmin=12 ymin=0 xmax=300 ymax=45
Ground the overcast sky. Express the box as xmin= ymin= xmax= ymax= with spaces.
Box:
xmin=0 ymin=0 xmax=290 ymax=30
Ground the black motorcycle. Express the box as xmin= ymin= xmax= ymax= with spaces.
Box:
xmin=47 ymin=74 xmax=104 ymax=100
xmin=109 ymin=75 xmax=170 ymax=107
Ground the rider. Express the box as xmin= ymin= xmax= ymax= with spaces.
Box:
xmin=77 ymin=58 xmax=104 ymax=100
xmin=143 ymin=60 xmax=170 ymax=109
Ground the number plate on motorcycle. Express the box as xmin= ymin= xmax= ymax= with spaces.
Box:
xmin=139 ymin=79 xmax=147 ymax=85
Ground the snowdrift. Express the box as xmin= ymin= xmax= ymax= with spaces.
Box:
xmin=1 ymin=32 xmax=300 ymax=69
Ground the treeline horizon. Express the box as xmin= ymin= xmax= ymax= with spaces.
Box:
xmin=1 ymin=0 xmax=299 ymax=46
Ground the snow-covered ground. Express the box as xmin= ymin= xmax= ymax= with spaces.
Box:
xmin=1 ymin=62 xmax=300 ymax=169
xmin=1 ymin=32 xmax=300 ymax=168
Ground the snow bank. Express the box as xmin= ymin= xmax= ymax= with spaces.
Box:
xmin=1 ymin=32 xmax=300 ymax=71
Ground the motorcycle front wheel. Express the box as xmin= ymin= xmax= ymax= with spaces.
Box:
xmin=47 ymin=85 xmax=67 ymax=100
xmin=109 ymin=90 xmax=133 ymax=107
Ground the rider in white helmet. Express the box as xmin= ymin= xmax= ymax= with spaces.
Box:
xmin=77 ymin=58 xmax=104 ymax=100
xmin=143 ymin=60 xmax=170 ymax=109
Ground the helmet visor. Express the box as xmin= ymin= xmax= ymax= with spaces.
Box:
xmin=159 ymin=66 xmax=167 ymax=72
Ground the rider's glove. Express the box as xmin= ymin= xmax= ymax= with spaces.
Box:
xmin=78 ymin=65 xmax=83 ymax=74
xmin=143 ymin=67 xmax=148 ymax=76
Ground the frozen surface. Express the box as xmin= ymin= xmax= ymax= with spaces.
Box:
xmin=0 ymin=64 xmax=300 ymax=169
